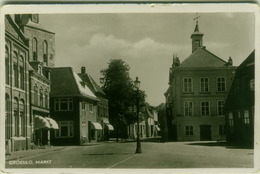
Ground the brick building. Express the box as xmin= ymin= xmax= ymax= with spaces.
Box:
xmin=24 ymin=14 xmax=55 ymax=67
xmin=5 ymin=15 xmax=31 ymax=152
xmin=165 ymin=20 xmax=236 ymax=141
xmin=23 ymin=14 xmax=57 ymax=147
xmin=78 ymin=67 xmax=113 ymax=141
xmin=5 ymin=14 xmax=57 ymax=153
xmin=224 ymin=50 xmax=255 ymax=146
xmin=50 ymin=67 xmax=100 ymax=145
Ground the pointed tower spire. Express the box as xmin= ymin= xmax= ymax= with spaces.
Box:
xmin=191 ymin=13 xmax=204 ymax=52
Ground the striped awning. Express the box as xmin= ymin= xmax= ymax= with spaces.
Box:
xmin=45 ymin=117 xmax=59 ymax=129
xmin=155 ymin=125 xmax=160 ymax=131
xmin=90 ymin=122 xmax=102 ymax=130
xmin=34 ymin=116 xmax=51 ymax=130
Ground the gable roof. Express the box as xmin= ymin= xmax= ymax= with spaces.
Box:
xmin=78 ymin=73 xmax=106 ymax=97
xmin=181 ymin=47 xmax=228 ymax=68
xmin=50 ymin=67 xmax=97 ymax=100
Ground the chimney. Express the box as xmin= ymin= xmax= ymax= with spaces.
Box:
xmin=81 ymin=67 xmax=86 ymax=74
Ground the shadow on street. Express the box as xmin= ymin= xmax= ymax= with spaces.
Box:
xmin=83 ymin=152 xmax=133 ymax=156
xmin=186 ymin=142 xmax=254 ymax=149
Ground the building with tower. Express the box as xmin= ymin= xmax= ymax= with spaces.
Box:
xmin=165 ymin=17 xmax=236 ymax=141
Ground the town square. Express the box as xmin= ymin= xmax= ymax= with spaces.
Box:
xmin=2 ymin=4 xmax=258 ymax=171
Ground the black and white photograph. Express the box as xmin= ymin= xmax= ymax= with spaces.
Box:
xmin=1 ymin=3 xmax=259 ymax=172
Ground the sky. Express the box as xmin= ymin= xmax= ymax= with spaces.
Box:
xmin=38 ymin=12 xmax=255 ymax=106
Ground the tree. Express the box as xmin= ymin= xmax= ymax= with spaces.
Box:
xmin=156 ymin=103 xmax=168 ymax=142
xmin=100 ymin=59 xmax=144 ymax=141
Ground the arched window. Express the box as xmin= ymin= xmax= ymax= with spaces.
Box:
xmin=5 ymin=46 xmax=9 ymax=85
xmin=32 ymin=38 xmax=38 ymax=61
xmin=19 ymin=100 xmax=25 ymax=136
xmin=5 ymin=94 xmax=10 ymax=139
xmin=45 ymin=90 xmax=49 ymax=109
xmin=13 ymin=98 xmax=19 ymax=136
xmin=40 ymin=88 xmax=43 ymax=107
xmin=19 ymin=56 xmax=24 ymax=90
xmin=34 ymin=85 xmax=38 ymax=106
xmin=13 ymin=52 xmax=18 ymax=88
xmin=43 ymin=40 xmax=48 ymax=64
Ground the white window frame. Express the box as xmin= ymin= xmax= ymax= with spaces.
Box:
xmin=244 ymin=110 xmax=250 ymax=124
xmin=216 ymin=77 xmax=226 ymax=92
xmin=185 ymin=126 xmax=194 ymax=135
xmin=54 ymin=98 xmax=73 ymax=111
xmin=200 ymin=101 xmax=210 ymax=116
xmin=217 ymin=100 xmax=224 ymax=116
xmin=183 ymin=77 xmax=193 ymax=93
xmin=200 ymin=77 xmax=209 ymax=92
xmin=89 ymin=104 xmax=94 ymax=113
xmin=184 ymin=101 xmax=193 ymax=116
xmin=55 ymin=121 xmax=74 ymax=138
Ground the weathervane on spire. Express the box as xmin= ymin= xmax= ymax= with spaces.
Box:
xmin=193 ymin=12 xmax=200 ymax=25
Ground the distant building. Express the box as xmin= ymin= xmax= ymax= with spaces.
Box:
xmin=50 ymin=67 xmax=100 ymax=145
xmin=165 ymin=19 xmax=236 ymax=141
xmin=128 ymin=103 xmax=159 ymax=139
xmin=78 ymin=67 xmax=113 ymax=141
xmin=224 ymin=51 xmax=255 ymax=146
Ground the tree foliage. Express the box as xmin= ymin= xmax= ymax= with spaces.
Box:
xmin=100 ymin=59 xmax=146 ymax=138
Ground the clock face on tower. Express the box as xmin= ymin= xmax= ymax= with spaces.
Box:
xmin=31 ymin=14 xmax=39 ymax=23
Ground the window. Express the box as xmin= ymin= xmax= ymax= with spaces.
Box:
xmin=183 ymin=77 xmax=193 ymax=93
xmin=55 ymin=98 xmax=73 ymax=111
xmin=43 ymin=40 xmax=48 ymax=64
xmin=34 ymin=85 xmax=38 ymax=106
xmin=228 ymin=112 xmax=234 ymax=134
xmin=217 ymin=77 xmax=226 ymax=92
xmin=185 ymin=126 xmax=193 ymax=135
xmin=13 ymin=98 xmax=19 ymax=136
xmin=217 ymin=100 xmax=224 ymax=116
xmin=5 ymin=46 xmax=9 ymax=85
xmin=19 ymin=100 xmax=25 ymax=136
xmin=200 ymin=77 xmax=209 ymax=92
xmin=184 ymin=101 xmax=193 ymax=116
xmin=56 ymin=121 xmax=74 ymax=138
xmin=89 ymin=104 xmax=93 ymax=113
xmin=19 ymin=66 xmax=24 ymax=90
xmin=250 ymin=79 xmax=254 ymax=91
xmin=40 ymin=88 xmax=43 ymax=107
xmin=45 ymin=91 xmax=48 ymax=109
xmin=244 ymin=110 xmax=250 ymax=124
xmin=32 ymin=38 xmax=38 ymax=61
xmin=13 ymin=52 xmax=19 ymax=88
xmin=219 ymin=125 xmax=226 ymax=135
xmin=201 ymin=101 xmax=210 ymax=116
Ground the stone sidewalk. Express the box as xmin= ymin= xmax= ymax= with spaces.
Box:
xmin=5 ymin=146 xmax=67 ymax=161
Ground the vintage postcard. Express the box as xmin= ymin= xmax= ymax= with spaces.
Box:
xmin=0 ymin=3 xmax=259 ymax=173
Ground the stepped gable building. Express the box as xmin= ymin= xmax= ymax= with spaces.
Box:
xmin=165 ymin=19 xmax=236 ymax=141
xmin=50 ymin=67 xmax=101 ymax=145
xmin=224 ymin=50 xmax=255 ymax=146
xmin=78 ymin=67 xmax=113 ymax=141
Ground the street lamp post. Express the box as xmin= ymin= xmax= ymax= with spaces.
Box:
xmin=134 ymin=77 xmax=142 ymax=153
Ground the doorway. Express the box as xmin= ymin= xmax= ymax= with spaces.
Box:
xmin=200 ymin=125 xmax=211 ymax=141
